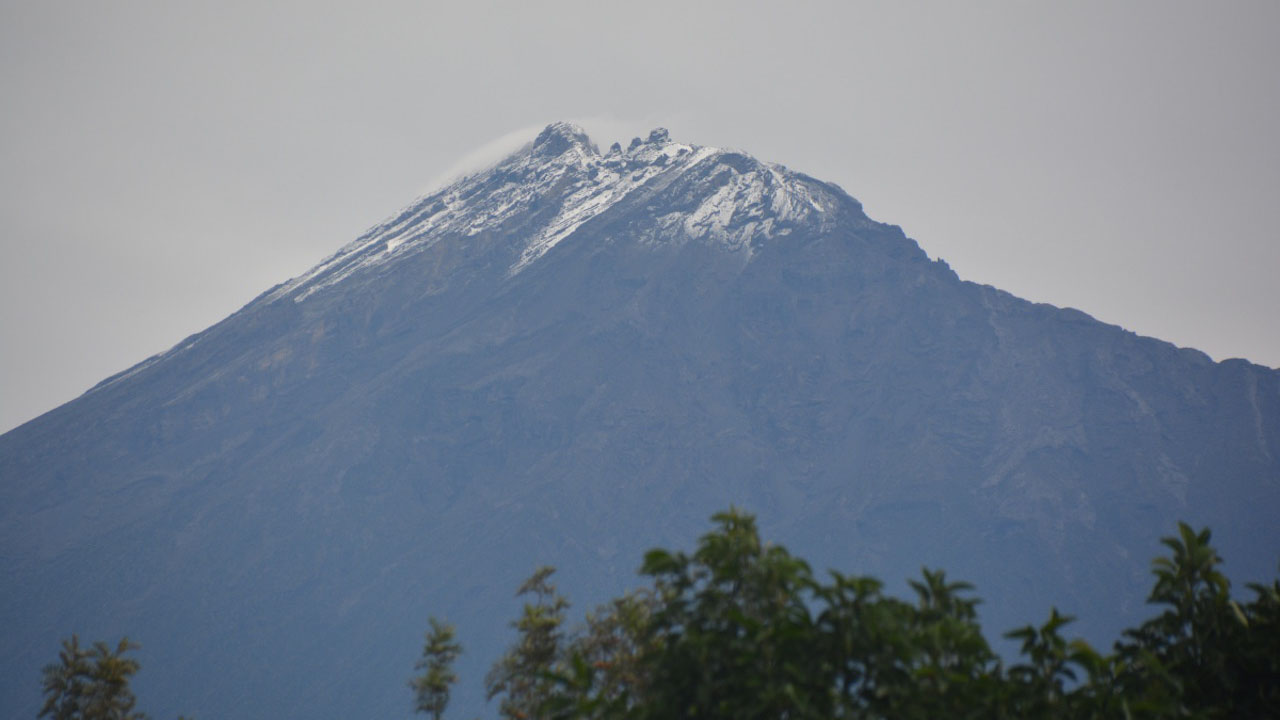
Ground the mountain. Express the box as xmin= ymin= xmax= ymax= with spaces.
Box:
xmin=2 ymin=123 xmax=1278 ymax=719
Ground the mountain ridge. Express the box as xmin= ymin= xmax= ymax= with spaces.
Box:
xmin=68 ymin=121 xmax=1270 ymax=408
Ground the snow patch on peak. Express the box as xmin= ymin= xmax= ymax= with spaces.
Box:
xmin=664 ymin=157 xmax=833 ymax=258
xmin=266 ymin=124 xmax=840 ymax=301
xmin=508 ymin=140 xmax=713 ymax=274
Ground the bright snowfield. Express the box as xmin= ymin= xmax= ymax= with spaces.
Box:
xmin=267 ymin=123 xmax=838 ymax=302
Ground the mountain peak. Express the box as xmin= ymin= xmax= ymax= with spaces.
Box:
xmin=532 ymin=121 xmax=596 ymax=158
xmin=262 ymin=124 xmax=848 ymax=302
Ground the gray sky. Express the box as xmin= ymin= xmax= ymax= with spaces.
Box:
xmin=2 ymin=0 xmax=1278 ymax=434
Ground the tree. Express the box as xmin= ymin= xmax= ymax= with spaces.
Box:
xmin=535 ymin=591 xmax=658 ymax=720
xmin=411 ymin=617 xmax=463 ymax=720
xmin=465 ymin=511 xmax=1280 ymax=720
xmin=486 ymin=566 xmax=570 ymax=720
xmin=1113 ymin=522 xmax=1280 ymax=718
xmin=39 ymin=635 xmax=146 ymax=720
xmin=636 ymin=508 xmax=828 ymax=719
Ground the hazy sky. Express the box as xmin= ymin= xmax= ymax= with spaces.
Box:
xmin=2 ymin=0 xmax=1277 ymax=433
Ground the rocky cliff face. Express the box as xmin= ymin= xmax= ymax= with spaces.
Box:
xmin=2 ymin=123 xmax=1277 ymax=719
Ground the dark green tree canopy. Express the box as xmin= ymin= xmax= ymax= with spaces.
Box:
xmin=39 ymin=636 xmax=145 ymax=720
xmin=429 ymin=512 xmax=1280 ymax=720
xmin=43 ymin=514 xmax=1279 ymax=719
xmin=411 ymin=617 xmax=463 ymax=720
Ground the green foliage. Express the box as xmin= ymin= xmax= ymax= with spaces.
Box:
xmin=561 ymin=590 xmax=656 ymax=715
xmin=1112 ymin=523 xmax=1280 ymax=717
xmin=485 ymin=566 xmax=571 ymax=720
xmin=411 ymin=617 xmax=463 ymax=720
xmin=45 ymin=514 xmax=1279 ymax=719
xmin=39 ymin=635 xmax=146 ymax=720
xmin=454 ymin=514 xmax=1280 ymax=720
xmin=636 ymin=508 xmax=825 ymax=719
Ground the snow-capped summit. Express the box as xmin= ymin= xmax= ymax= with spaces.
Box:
xmin=268 ymin=123 xmax=847 ymax=302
